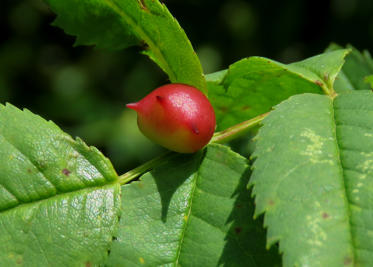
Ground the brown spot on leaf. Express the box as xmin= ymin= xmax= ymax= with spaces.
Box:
xmin=268 ymin=199 xmax=275 ymax=206
xmin=38 ymin=161 xmax=47 ymax=170
xmin=315 ymin=80 xmax=323 ymax=87
xmin=138 ymin=0 xmax=149 ymax=11
xmin=219 ymin=106 xmax=228 ymax=112
xmin=62 ymin=168 xmax=71 ymax=176
xmin=139 ymin=40 xmax=149 ymax=50
xmin=85 ymin=262 xmax=91 ymax=267
xmin=235 ymin=227 xmax=242 ymax=234
xmin=322 ymin=212 xmax=329 ymax=219
xmin=241 ymin=105 xmax=250 ymax=111
xmin=16 ymin=258 xmax=23 ymax=265
xmin=236 ymin=204 xmax=242 ymax=208
xmin=344 ymin=256 xmax=352 ymax=265
xmin=27 ymin=169 xmax=32 ymax=174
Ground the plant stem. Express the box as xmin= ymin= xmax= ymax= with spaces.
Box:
xmin=210 ymin=112 xmax=268 ymax=144
xmin=118 ymin=151 xmax=173 ymax=185
xmin=118 ymin=112 xmax=269 ymax=185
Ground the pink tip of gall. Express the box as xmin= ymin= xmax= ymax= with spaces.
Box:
xmin=126 ymin=102 xmax=140 ymax=111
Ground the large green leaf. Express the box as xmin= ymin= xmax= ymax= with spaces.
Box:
xmin=327 ymin=44 xmax=373 ymax=92
xmin=0 ymin=104 xmax=120 ymax=266
xmin=207 ymin=49 xmax=349 ymax=130
xmin=251 ymin=90 xmax=373 ymax=266
xmin=105 ymin=144 xmax=281 ymax=266
xmin=44 ymin=0 xmax=206 ymax=91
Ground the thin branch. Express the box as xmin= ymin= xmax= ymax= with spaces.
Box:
xmin=118 ymin=112 xmax=269 ymax=185
xmin=210 ymin=112 xmax=268 ymax=144
xmin=118 ymin=151 xmax=173 ymax=185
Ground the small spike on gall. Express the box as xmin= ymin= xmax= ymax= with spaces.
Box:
xmin=127 ymin=83 xmax=216 ymax=153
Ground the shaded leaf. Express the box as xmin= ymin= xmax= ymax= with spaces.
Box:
xmin=365 ymin=75 xmax=373 ymax=89
xmin=207 ymin=50 xmax=349 ymax=130
xmin=327 ymin=44 xmax=373 ymax=92
xmin=44 ymin=0 xmax=206 ymax=91
xmin=251 ymin=90 xmax=373 ymax=266
xmin=106 ymin=144 xmax=281 ymax=266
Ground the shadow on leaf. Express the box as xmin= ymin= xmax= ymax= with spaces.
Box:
xmin=151 ymin=151 xmax=204 ymax=222
xmin=219 ymin=168 xmax=281 ymax=266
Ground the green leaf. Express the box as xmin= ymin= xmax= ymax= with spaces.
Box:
xmin=105 ymin=144 xmax=281 ymax=266
xmin=207 ymin=50 xmax=349 ymax=130
xmin=44 ymin=0 xmax=206 ymax=92
xmin=251 ymin=90 xmax=373 ymax=266
xmin=327 ymin=44 xmax=373 ymax=92
xmin=365 ymin=75 xmax=373 ymax=89
xmin=0 ymin=185 xmax=120 ymax=266
xmin=0 ymin=104 xmax=120 ymax=266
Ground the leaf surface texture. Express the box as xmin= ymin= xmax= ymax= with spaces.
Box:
xmin=207 ymin=50 xmax=349 ymax=130
xmin=106 ymin=144 xmax=280 ymax=266
xmin=0 ymin=104 xmax=120 ymax=266
xmin=251 ymin=90 xmax=373 ymax=266
xmin=44 ymin=0 xmax=206 ymax=91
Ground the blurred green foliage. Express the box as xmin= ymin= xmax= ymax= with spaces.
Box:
xmin=1 ymin=0 xmax=372 ymax=174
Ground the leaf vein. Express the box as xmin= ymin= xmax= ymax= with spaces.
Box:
xmin=190 ymin=213 xmax=256 ymax=262
xmin=336 ymin=123 xmax=373 ymax=132
xmin=334 ymin=107 xmax=373 ymax=112
xmin=342 ymin=166 xmax=371 ymax=176
xmin=332 ymin=98 xmax=357 ymax=263
xmin=0 ymin=184 xmax=21 ymax=204
xmin=0 ymin=134 xmax=58 ymax=192
xmin=102 ymin=0 xmax=177 ymax=81
xmin=174 ymin=160 xmax=201 ymax=265
xmin=0 ymin=183 xmax=117 ymax=215
xmin=340 ymin=147 xmax=373 ymax=154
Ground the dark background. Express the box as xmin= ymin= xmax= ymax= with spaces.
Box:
xmin=1 ymin=0 xmax=372 ymax=174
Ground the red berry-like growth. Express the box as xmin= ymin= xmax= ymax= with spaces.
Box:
xmin=127 ymin=83 xmax=216 ymax=153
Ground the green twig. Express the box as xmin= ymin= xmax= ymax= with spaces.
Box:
xmin=118 ymin=151 xmax=173 ymax=185
xmin=210 ymin=112 xmax=268 ymax=144
xmin=118 ymin=112 xmax=269 ymax=185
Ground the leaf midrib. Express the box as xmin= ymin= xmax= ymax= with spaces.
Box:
xmin=330 ymin=95 xmax=356 ymax=264
xmin=227 ymin=58 xmax=326 ymax=94
xmin=174 ymin=163 xmax=199 ymax=265
xmin=0 ymin=182 xmax=119 ymax=215
xmin=173 ymin=149 xmax=255 ymax=265
xmin=0 ymin=132 xmax=118 ymax=213
xmin=1 ymin=133 xmax=57 ymax=198
xmin=102 ymin=0 xmax=177 ymax=82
